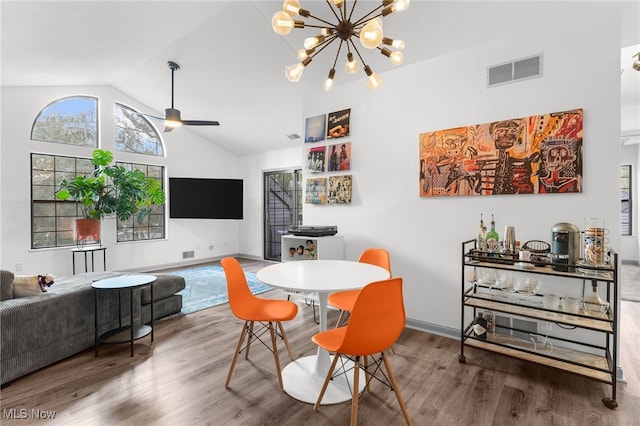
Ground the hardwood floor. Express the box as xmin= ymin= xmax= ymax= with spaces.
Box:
xmin=1 ymin=259 xmax=638 ymax=425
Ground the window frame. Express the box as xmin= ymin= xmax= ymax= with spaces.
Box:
xmin=621 ymin=164 xmax=632 ymax=236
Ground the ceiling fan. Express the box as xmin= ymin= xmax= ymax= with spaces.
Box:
xmin=139 ymin=61 xmax=220 ymax=132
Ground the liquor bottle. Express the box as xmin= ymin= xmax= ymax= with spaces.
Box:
xmin=473 ymin=312 xmax=488 ymax=340
xmin=476 ymin=214 xmax=487 ymax=251
xmin=486 ymin=214 xmax=499 ymax=253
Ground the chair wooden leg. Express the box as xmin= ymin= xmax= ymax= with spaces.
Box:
xmin=351 ymin=355 xmax=360 ymax=426
xmin=268 ymin=322 xmax=284 ymax=390
xmin=277 ymin=322 xmax=295 ymax=361
xmin=313 ymin=353 xmax=340 ymax=411
xmin=245 ymin=321 xmax=255 ymax=360
xmin=335 ymin=310 xmax=345 ymax=328
xmin=225 ymin=321 xmax=249 ymax=388
xmin=382 ymin=352 xmax=412 ymax=426
xmin=390 ymin=344 xmax=396 ymax=354
xmin=363 ymin=355 xmax=371 ymax=392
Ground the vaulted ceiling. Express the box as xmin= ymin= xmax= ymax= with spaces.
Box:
xmin=2 ymin=1 xmax=638 ymax=156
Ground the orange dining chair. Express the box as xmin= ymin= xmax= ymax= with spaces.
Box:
xmin=328 ymin=248 xmax=392 ymax=328
xmin=221 ymin=257 xmax=298 ymax=390
xmin=312 ymin=277 xmax=412 ymax=426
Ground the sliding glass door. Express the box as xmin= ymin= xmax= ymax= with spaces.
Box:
xmin=263 ymin=169 xmax=302 ymax=261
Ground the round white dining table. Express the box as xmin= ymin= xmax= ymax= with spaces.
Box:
xmin=256 ymin=260 xmax=390 ymax=404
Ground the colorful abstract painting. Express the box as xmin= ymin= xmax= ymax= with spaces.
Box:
xmin=419 ymin=108 xmax=583 ymax=197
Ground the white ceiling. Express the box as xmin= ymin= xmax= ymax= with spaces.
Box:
xmin=2 ymin=1 xmax=639 ymax=156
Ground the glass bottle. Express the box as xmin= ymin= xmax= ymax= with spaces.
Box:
xmin=476 ymin=214 xmax=487 ymax=251
xmin=473 ymin=312 xmax=488 ymax=340
xmin=486 ymin=214 xmax=499 ymax=253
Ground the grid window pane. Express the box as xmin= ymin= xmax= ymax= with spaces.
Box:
xmin=621 ymin=165 xmax=632 ymax=236
xmin=32 ymin=153 xmax=166 ymax=248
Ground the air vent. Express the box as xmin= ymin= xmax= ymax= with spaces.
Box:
xmin=287 ymin=133 xmax=301 ymax=140
xmin=182 ymin=250 xmax=195 ymax=259
xmin=488 ymin=54 xmax=542 ymax=87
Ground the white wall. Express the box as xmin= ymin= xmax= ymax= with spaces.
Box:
xmin=244 ymin=2 xmax=622 ymax=334
xmin=0 ymin=2 xmax=624 ymax=336
xmin=0 ymin=85 xmax=244 ymax=275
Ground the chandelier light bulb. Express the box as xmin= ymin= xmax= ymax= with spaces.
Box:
xmin=286 ymin=58 xmax=311 ymax=82
xmin=272 ymin=11 xmax=294 ymax=35
xmin=364 ymin=65 xmax=382 ymax=90
xmin=393 ymin=0 xmax=410 ymax=12
xmin=390 ymin=51 xmax=404 ymax=65
xmin=383 ymin=37 xmax=405 ymax=50
xmin=360 ymin=18 xmax=384 ymax=49
xmin=345 ymin=52 xmax=359 ymax=74
xmin=324 ymin=68 xmax=336 ymax=91
xmin=297 ymin=48 xmax=314 ymax=61
xmin=282 ymin=0 xmax=301 ymax=16
xmin=304 ymin=35 xmax=325 ymax=50
xmin=332 ymin=0 xmax=344 ymax=7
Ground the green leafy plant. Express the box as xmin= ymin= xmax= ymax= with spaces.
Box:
xmin=56 ymin=149 xmax=165 ymax=223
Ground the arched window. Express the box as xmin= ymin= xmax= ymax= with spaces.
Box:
xmin=31 ymin=96 xmax=98 ymax=146
xmin=115 ymin=103 xmax=164 ymax=156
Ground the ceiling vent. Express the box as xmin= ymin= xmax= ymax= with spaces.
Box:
xmin=487 ymin=54 xmax=543 ymax=87
xmin=286 ymin=133 xmax=301 ymax=140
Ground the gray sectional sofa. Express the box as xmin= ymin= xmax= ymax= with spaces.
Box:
xmin=0 ymin=269 xmax=185 ymax=386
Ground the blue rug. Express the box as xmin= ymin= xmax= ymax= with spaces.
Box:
xmin=168 ymin=265 xmax=273 ymax=315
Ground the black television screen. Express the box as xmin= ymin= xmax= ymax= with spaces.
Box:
xmin=169 ymin=177 xmax=243 ymax=219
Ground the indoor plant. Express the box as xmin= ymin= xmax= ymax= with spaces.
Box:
xmin=56 ymin=149 xmax=165 ymax=243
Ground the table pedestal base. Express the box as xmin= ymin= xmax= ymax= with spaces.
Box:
xmin=281 ymin=355 xmax=365 ymax=405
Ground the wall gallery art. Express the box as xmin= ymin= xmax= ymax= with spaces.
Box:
xmin=305 ymin=178 xmax=327 ymax=204
xmin=305 ymin=114 xmax=326 ymax=142
xmin=306 ymin=145 xmax=326 ymax=173
xmin=419 ymin=108 xmax=583 ymax=197
xmin=327 ymin=142 xmax=351 ymax=171
xmin=327 ymin=108 xmax=350 ymax=139
xmin=328 ymin=175 xmax=352 ymax=204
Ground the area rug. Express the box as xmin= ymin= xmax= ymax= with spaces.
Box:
xmin=168 ymin=265 xmax=273 ymax=314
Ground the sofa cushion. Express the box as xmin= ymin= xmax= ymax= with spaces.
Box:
xmin=140 ymin=274 xmax=186 ymax=304
xmin=1 ymin=270 xmax=14 ymax=301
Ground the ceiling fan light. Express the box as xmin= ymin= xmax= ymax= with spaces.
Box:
xmin=360 ymin=19 xmax=384 ymax=49
xmin=164 ymin=119 xmax=183 ymax=129
xmin=272 ymin=11 xmax=295 ymax=35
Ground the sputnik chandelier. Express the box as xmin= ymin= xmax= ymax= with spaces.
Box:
xmin=271 ymin=0 xmax=410 ymax=90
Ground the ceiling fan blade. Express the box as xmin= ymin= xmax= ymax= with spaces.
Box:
xmin=134 ymin=111 xmax=164 ymax=121
xmin=163 ymin=126 xmax=174 ymax=133
xmin=182 ymin=119 xmax=220 ymax=126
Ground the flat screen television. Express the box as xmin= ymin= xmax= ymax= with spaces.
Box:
xmin=169 ymin=177 xmax=243 ymax=219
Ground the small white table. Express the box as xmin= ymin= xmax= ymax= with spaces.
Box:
xmin=256 ymin=260 xmax=390 ymax=404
